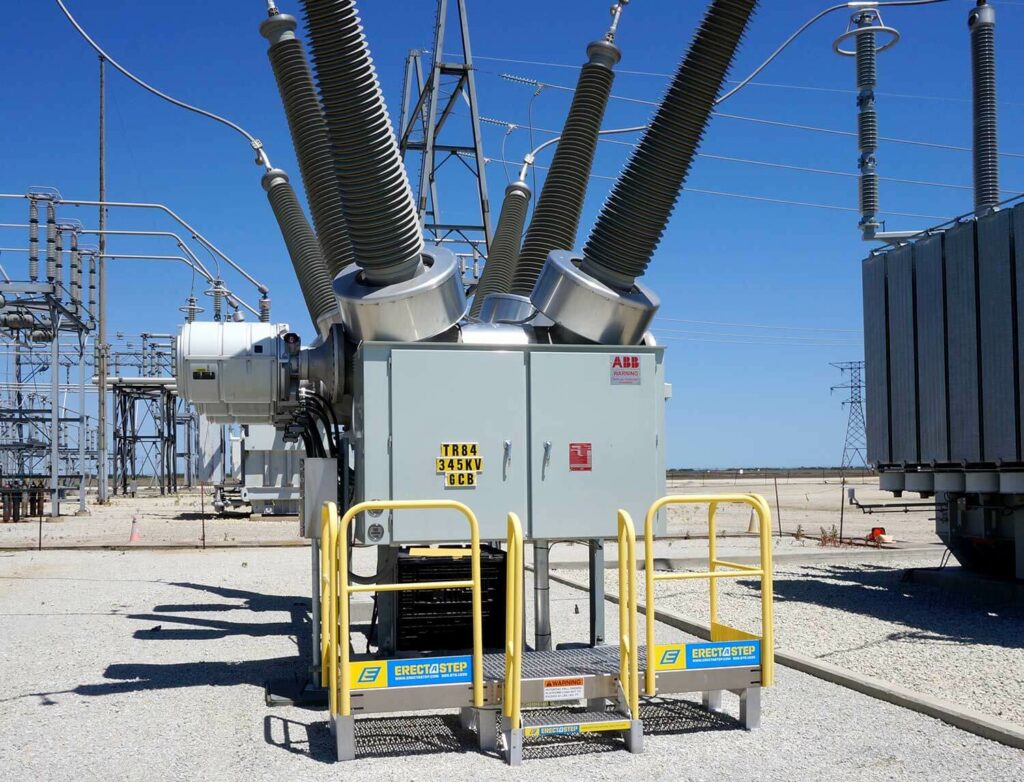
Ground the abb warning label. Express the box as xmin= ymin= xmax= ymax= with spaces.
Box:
xmin=610 ymin=355 xmax=641 ymax=385
xmin=543 ymin=676 xmax=585 ymax=701
xmin=569 ymin=442 xmax=592 ymax=472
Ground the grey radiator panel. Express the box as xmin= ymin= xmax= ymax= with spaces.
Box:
xmin=977 ymin=209 xmax=1018 ymax=461
xmin=913 ymin=233 xmax=949 ymax=462
xmin=944 ymin=220 xmax=982 ymax=462
xmin=886 ymin=245 xmax=918 ymax=462
xmin=863 ymin=254 xmax=890 ymax=464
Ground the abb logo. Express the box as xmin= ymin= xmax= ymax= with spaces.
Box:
xmin=610 ymin=354 xmax=642 ymax=385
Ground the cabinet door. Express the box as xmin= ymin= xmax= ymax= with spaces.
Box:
xmin=529 ymin=351 xmax=663 ymax=539
xmin=390 ymin=349 xmax=528 ymax=542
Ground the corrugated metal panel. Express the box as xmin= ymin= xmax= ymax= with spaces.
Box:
xmin=1015 ymin=203 xmax=1024 ymax=458
xmin=886 ymin=245 xmax=917 ymax=462
xmin=977 ymin=209 xmax=1018 ymax=461
xmin=944 ymin=220 xmax=982 ymax=462
xmin=863 ymin=254 xmax=890 ymax=464
xmin=914 ymin=233 xmax=948 ymax=462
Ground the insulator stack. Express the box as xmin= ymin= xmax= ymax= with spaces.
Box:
xmin=213 ymin=280 xmax=223 ymax=322
xmin=301 ymin=0 xmax=424 ymax=286
xmin=70 ymin=233 xmax=81 ymax=313
xmin=54 ymin=228 xmax=64 ymax=296
xmin=470 ymin=180 xmax=531 ymax=317
xmin=88 ymin=254 xmax=97 ymax=321
xmin=969 ymin=1 xmax=999 ymax=215
xmin=581 ymin=0 xmax=759 ymax=292
xmin=262 ymin=168 xmax=338 ymax=331
xmin=45 ymin=202 xmax=56 ymax=282
xmin=28 ymin=201 xmax=39 ymax=281
xmin=261 ymin=12 xmax=355 ymax=280
xmin=510 ymin=40 xmax=620 ymax=296
xmin=260 ymin=295 xmax=271 ymax=322
xmin=855 ymin=14 xmax=880 ymax=235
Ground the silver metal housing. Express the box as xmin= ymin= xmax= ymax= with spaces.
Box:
xmin=476 ymin=293 xmax=536 ymax=324
xmin=530 ymin=250 xmax=659 ymax=345
xmin=333 ymin=246 xmax=466 ymax=342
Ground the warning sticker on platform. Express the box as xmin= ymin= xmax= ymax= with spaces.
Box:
xmin=569 ymin=442 xmax=592 ymax=472
xmin=436 ymin=442 xmax=482 ymax=488
xmin=610 ymin=354 xmax=641 ymax=385
xmin=543 ymin=676 xmax=585 ymax=701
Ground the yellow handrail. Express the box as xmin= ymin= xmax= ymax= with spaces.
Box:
xmin=644 ymin=494 xmax=775 ymax=695
xmin=320 ymin=503 xmax=339 ymax=700
xmin=503 ymin=512 xmax=524 ymax=730
xmin=617 ymin=510 xmax=640 ymax=718
xmin=326 ymin=499 xmax=485 ymax=718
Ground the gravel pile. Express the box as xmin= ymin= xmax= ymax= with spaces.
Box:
xmin=559 ymin=551 xmax=1024 ymax=728
xmin=1 ymin=547 xmax=1021 ymax=780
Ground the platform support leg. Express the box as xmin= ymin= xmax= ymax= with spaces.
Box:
xmin=459 ymin=705 xmax=473 ymax=730
xmin=623 ymin=719 xmax=644 ymax=754
xmin=475 ymin=707 xmax=499 ymax=752
xmin=334 ymin=714 xmax=356 ymax=761
xmin=702 ymin=689 xmax=724 ymax=713
xmin=588 ymin=538 xmax=605 ymax=646
xmin=740 ymin=687 xmax=761 ymax=730
xmin=503 ymin=726 xmax=523 ymax=766
xmin=534 ymin=540 xmax=551 ymax=651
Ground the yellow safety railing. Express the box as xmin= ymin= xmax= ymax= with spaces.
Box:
xmin=324 ymin=499 xmax=485 ymax=718
xmin=617 ymin=510 xmax=640 ymax=719
xmin=643 ymin=494 xmax=775 ymax=695
xmin=320 ymin=503 xmax=340 ymax=696
xmin=502 ymin=512 xmax=524 ymax=731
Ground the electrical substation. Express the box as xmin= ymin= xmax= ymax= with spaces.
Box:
xmin=2 ymin=0 xmax=1024 ymax=777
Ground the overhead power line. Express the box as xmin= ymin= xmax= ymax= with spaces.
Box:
xmin=480 ymin=155 xmax=947 ymax=221
xmin=655 ymin=317 xmax=860 ymax=334
xmin=494 ymin=73 xmax=1024 ymax=160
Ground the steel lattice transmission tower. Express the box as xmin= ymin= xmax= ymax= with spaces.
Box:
xmin=831 ymin=361 xmax=868 ymax=469
xmin=398 ymin=0 xmax=492 ymax=284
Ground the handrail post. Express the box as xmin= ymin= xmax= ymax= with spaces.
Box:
xmin=504 ymin=512 xmax=524 ymax=731
xmin=708 ymin=502 xmax=719 ymax=630
xmin=643 ymin=502 xmax=657 ymax=697
xmin=755 ymin=496 xmax=775 ymax=687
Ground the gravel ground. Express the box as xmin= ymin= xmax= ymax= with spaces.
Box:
xmin=2 ymin=547 xmax=1023 ymax=780
xmin=559 ymin=551 xmax=1024 ymax=728
xmin=0 ymin=491 xmax=302 ymax=549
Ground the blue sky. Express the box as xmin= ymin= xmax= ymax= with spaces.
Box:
xmin=2 ymin=0 xmax=1021 ymax=467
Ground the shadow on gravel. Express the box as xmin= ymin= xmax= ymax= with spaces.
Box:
xmin=639 ymin=697 xmax=742 ymax=735
xmin=49 ymin=581 xmax=313 ymax=699
xmin=742 ymin=564 xmax=1024 ymax=649
xmin=264 ymin=713 xmax=476 ymax=763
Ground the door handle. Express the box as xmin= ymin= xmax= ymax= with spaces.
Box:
xmin=503 ymin=439 xmax=512 ymax=480
xmin=542 ymin=440 xmax=552 ymax=479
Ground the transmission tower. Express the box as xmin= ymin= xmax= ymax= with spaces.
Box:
xmin=398 ymin=0 xmax=492 ymax=283
xmin=831 ymin=360 xmax=868 ymax=469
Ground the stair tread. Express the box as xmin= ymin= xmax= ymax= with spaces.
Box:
xmin=520 ymin=710 xmax=630 ymax=728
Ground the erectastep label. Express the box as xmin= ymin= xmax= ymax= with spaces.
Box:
xmin=349 ymin=654 xmax=473 ymax=690
xmin=654 ymin=640 xmax=761 ymax=671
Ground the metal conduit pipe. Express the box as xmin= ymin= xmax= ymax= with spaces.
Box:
xmin=969 ymin=1 xmax=999 ymax=216
xmin=469 ymin=180 xmax=531 ymax=318
xmin=580 ymin=0 xmax=759 ymax=292
xmin=27 ymin=201 xmax=38 ymax=281
xmin=509 ymin=38 xmax=621 ymax=296
xmin=261 ymin=168 xmax=338 ymax=333
xmin=301 ymin=0 xmax=424 ymax=286
xmin=261 ymin=11 xmax=356 ymax=279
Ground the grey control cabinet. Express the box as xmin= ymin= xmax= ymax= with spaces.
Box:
xmin=353 ymin=342 xmax=667 ymax=544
